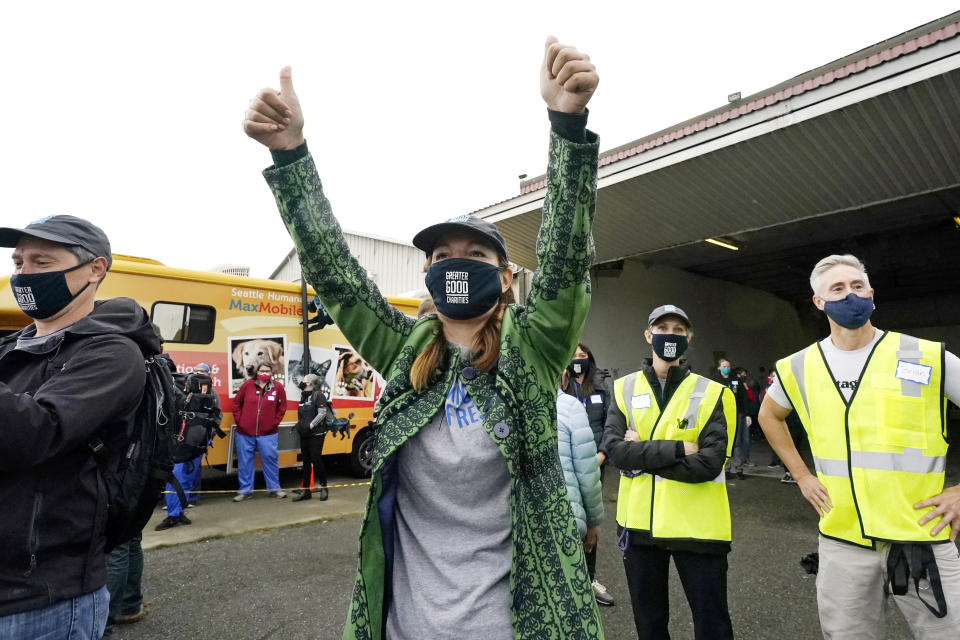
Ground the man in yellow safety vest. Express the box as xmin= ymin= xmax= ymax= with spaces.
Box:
xmin=601 ymin=304 xmax=736 ymax=640
xmin=759 ymin=254 xmax=960 ymax=639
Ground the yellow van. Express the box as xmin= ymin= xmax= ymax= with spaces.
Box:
xmin=0 ymin=255 xmax=420 ymax=477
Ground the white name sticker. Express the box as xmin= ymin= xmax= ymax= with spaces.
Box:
xmin=631 ymin=393 xmax=652 ymax=410
xmin=895 ymin=360 xmax=932 ymax=386
xmin=590 ymin=394 xmax=603 ymax=404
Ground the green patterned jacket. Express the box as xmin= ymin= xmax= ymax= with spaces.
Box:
xmin=263 ymin=129 xmax=601 ymax=640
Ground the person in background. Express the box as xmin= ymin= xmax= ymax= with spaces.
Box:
xmin=602 ymin=304 xmax=736 ymax=640
xmin=714 ymin=358 xmax=751 ymax=477
xmin=417 ymin=296 xmax=436 ymax=318
xmin=556 ymin=388 xmax=605 ymax=606
xmin=232 ymin=362 xmax=287 ymax=501
xmin=103 ymin=533 xmax=147 ymax=636
xmin=182 ymin=363 xmax=218 ymax=507
xmin=731 ymin=366 xmax=755 ymax=471
xmin=156 ymin=363 xmax=222 ymax=529
xmin=293 ymin=373 xmax=332 ymax=502
xmin=561 ymin=342 xmax=615 ymax=606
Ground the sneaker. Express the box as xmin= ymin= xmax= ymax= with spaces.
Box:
xmin=233 ymin=493 xmax=253 ymax=502
xmin=161 ymin=504 xmax=167 ymax=510
xmin=154 ymin=516 xmax=182 ymax=531
xmin=318 ymin=487 xmax=329 ymax=501
xmin=177 ymin=513 xmax=192 ymax=525
xmin=187 ymin=502 xmax=197 ymax=508
xmin=592 ymin=580 xmax=615 ymax=606
xmin=292 ymin=490 xmax=312 ymax=502
xmin=273 ymin=490 xmax=287 ymax=499
xmin=743 ymin=460 xmax=756 ymax=467
xmin=781 ymin=473 xmax=797 ymax=484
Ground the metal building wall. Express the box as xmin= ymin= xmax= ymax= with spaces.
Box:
xmin=271 ymin=232 xmax=425 ymax=297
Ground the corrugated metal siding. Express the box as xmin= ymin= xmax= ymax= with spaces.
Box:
xmin=272 ymin=233 xmax=425 ymax=296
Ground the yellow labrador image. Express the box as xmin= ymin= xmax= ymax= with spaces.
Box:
xmin=232 ymin=338 xmax=285 ymax=380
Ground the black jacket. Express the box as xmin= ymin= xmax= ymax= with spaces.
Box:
xmin=296 ymin=388 xmax=333 ymax=437
xmin=600 ymin=359 xmax=730 ymax=554
xmin=561 ymin=370 xmax=611 ymax=448
xmin=0 ymin=298 xmax=160 ymax=615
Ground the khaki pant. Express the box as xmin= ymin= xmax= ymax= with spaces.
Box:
xmin=817 ymin=535 xmax=960 ymax=639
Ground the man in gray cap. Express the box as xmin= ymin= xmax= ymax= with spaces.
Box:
xmin=600 ymin=304 xmax=737 ymax=639
xmin=0 ymin=215 xmax=161 ymax=638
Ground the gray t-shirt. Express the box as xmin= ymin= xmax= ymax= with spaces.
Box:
xmin=386 ymin=369 xmax=513 ymax=640
xmin=768 ymin=328 xmax=960 ymax=407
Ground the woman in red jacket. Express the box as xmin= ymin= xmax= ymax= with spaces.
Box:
xmin=232 ymin=362 xmax=287 ymax=500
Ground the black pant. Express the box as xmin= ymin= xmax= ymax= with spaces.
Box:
xmin=584 ymin=464 xmax=607 ymax=581
xmin=622 ymin=544 xmax=733 ymax=640
xmin=300 ymin=433 xmax=327 ymax=489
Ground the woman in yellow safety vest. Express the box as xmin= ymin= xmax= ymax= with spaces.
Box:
xmin=601 ymin=304 xmax=736 ymax=640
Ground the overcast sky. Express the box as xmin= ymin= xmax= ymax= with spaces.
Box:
xmin=2 ymin=1 xmax=957 ymax=279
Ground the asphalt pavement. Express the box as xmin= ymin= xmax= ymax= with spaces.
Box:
xmin=113 ymin=442 xmax=956 ymax=640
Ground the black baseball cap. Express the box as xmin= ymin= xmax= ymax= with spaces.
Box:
xmin=412 ymin=215 xmax=509 ymax=259
xmin=0 ymin=215 xmax=113 ymax=269
xmin=648 ymin=304 xmax=691 ymax=328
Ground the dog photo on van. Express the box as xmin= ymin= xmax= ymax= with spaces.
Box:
xmin=334 ymin=346 xmax=378 ymax=400
xmin=228 ymin=335 xmax=286 ymax=396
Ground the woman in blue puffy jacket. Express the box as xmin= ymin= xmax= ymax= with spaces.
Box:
xmin=556 ymin=390 xmax=611 ymax=606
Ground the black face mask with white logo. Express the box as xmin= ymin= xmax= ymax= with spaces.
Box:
xmin=651 ymin=333 xmax=689 ymax=362
xmin=10 ymin=261 xmax=92 ymax=320
xmin=425 ymin=258 xmax=504 ymax=320
xmin=570 ymin=358 xmax=590 ymax=375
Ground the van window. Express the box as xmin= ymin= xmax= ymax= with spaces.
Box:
xmin=151 ymin=302 xmax=215 ymax=344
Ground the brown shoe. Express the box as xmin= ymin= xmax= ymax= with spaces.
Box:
xmin=116 ymin=603 xmax=150 ymax=624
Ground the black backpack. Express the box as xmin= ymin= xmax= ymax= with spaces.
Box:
xmin=88 ymin=354 xmax=181 ymax=551
xmin=171 ymin=372 xmax=224 ymax=464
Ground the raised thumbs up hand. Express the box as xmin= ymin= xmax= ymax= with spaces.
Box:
xmin=243 ymin=66 xmax=305 ymax=150
xmin=540 ymin=36 xmax=598 ymax=115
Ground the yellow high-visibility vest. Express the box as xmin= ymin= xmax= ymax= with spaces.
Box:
xmin=776 ymin=331 xmax=948 ymax=547
xmin=613 ymin=370 xmax=736 ymax=542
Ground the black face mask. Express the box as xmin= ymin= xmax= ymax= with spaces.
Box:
xmin=425 ymin=257 xmax=504 ymax=320
xmin=570 ymin=358 xmax=590 ymax=375
xmin=651 ymin=333 xmax=688 ymax=362
xmin=10 ymin=261 xmax=92 ymax=320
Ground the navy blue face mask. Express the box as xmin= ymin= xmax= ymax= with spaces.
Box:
xmin=10 ymin=261 xmax=92 ymax=319
xmin=651 ymin=333 xmax=688 ymax=362
xmin=425 ymin=257 xmax=504 ymax=320
xmin=823 ymin=293 xmax=874 ymax=329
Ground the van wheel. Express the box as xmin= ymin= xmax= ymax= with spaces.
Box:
xmin=349 ymin=429 xmax=375 ymax=478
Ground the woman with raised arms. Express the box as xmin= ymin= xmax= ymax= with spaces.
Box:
xmin=243 ymin=37 xmax=601 ymax=640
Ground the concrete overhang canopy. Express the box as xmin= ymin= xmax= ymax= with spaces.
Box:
xmin=472 ymin=14 xmax=960 ymax=271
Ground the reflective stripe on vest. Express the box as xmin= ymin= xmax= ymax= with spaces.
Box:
xmin=776 ymin=331 xmax=947 ymax=546
xmin=614 ymin=371 xmax=735 ymax=542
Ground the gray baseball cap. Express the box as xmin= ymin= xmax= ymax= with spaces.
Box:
xmin=0 ymin=215 xmax=113 ymax=269
xmin=648 ymin=304 xmax=691 ymax=328
xmin=413 ymin=215 xmax=508 ymax=259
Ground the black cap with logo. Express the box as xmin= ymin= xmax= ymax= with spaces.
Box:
xmin=0 ymin=215 xmax=113 ymax=269
xmin=412 ymin=215 xmax=509 ymax=260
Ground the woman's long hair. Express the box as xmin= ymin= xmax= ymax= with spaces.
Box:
xmin=561 ymin=342 xmax=599 ymax=399
xmin=410 ymin=252 xmax=514 ymax=391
